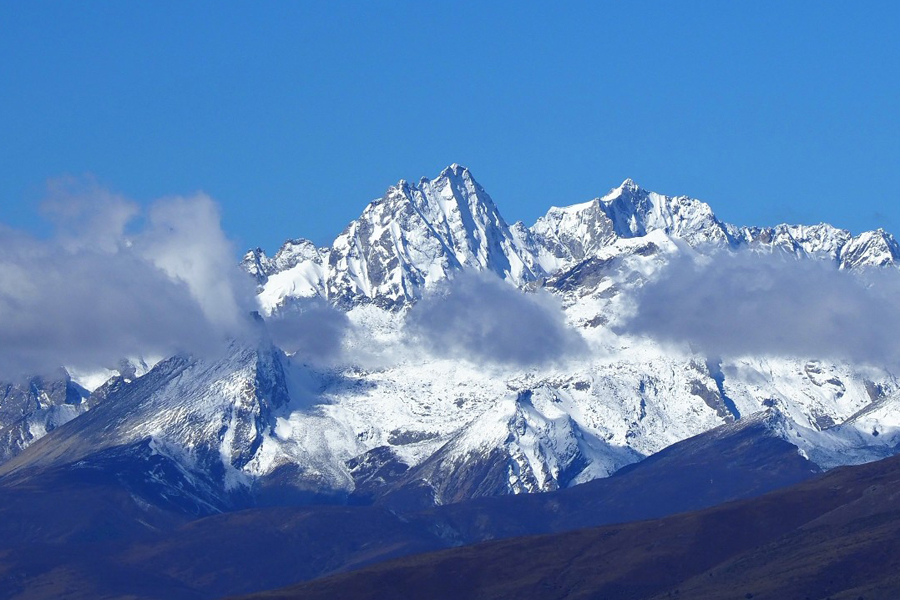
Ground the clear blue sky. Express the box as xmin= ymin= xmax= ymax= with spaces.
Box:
xmin=1 ymin=1 xmax=898 ymax=252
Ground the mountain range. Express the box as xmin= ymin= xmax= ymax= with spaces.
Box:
xmin=244 ymin=166 xmax=900 ymax=313
xmin=2 ymin=165 xmax=900 ymax=598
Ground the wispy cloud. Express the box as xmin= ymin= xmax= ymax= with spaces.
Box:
xmin=0 ymin=178 xmax=255 ymax=378
xmin=404 ymin=271 xmax=588 ymax=368
xmin=622 ymin=250 xmax=900 ymax=365
xmin=265 ymin=298 xmax=350 ymax=365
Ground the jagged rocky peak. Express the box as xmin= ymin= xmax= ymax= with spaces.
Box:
xmin=438 ymin=162 xmax=470 ymax=178
xmin=531 ymin=197 xmax=617 ymax=266
xmin=0 ymin=368 xmax=92 ymax=464
xmin=242 ymin=240 xmax=326 ymax=287
xmin=598 ymin=178 xmax=733 ymax=245
xmin=246 ymin=167 xmax=900 ymax=315
xmin=840 ymin=228 xmax=900 ymax=269
xmin=324 ymin=165 xmax=537 ymax=309
xmin=411 ymin=164 xmax=527 ymax=272
xmin=271 ymin=239 xmax=326 ymax=270
xmin=735 ymin=223 xmax=852 ymax=261
xmin=529 ymin=178 xmax=731 ymax=270
xmin=241 ymin=247 xmax=271 ymax=285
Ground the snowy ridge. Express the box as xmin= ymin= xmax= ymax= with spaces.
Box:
xmin=733 ymin=223 xmax=852 ymax=261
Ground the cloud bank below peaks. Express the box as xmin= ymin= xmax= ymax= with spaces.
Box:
xmin=264 ymin=298 xmax=351 ymax=366
xmin=404 ymin=271 xmax=588 ymax=368
xmin=622 ymin=249 xmax=900 ymax=366
xmin=0 ymin=178 xmax=256 ymax=379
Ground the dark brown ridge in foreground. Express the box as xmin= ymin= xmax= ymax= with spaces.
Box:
xmin=230 ymin=452 xmax=900 ymax=600
xmin=0 ymin=410 xmax=819 ymax=599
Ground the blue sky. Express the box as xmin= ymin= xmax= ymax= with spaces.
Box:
xmin=1 ymin=1 xmax=898 ymax=252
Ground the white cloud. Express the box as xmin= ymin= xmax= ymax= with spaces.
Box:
xmin=265 ymin=298 xmax=350 ymax=365
xmin=0 ymin=179 xmax=255 ymax=378
xmin=623 ymin=250 xmax=900 ymax=365
xmin=404 ymin=271 xmax=588 ymax=367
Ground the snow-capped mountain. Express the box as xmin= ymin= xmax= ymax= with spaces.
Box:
xmin=0 ymin=341 xmax=302 ymax=512
xmin=837 ymin=228 xmax=900 ymax=269
xmin=253 ymin=169 xmax=899 ymax=315
xmin=252 ymin=164 xmax=539 ymax=313
xmin=242 ymin=239 xmax=327 ymax=287
xmin=4 ymin=164 xmax=900 ymax=514
xmin=233 ymin=167 xmax=900 ymax=505
xmin=0 ymin=370 xmax=91 ymax=463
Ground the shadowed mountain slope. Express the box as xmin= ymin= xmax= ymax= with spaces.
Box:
xmin=233 ymin=452 xmax=900 ymax=600
xmin=0 ymin=412 xmax=822 ymax=599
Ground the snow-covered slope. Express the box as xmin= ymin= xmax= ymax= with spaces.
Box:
xmin=6 ymin=323 xmax=896 ymax=513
